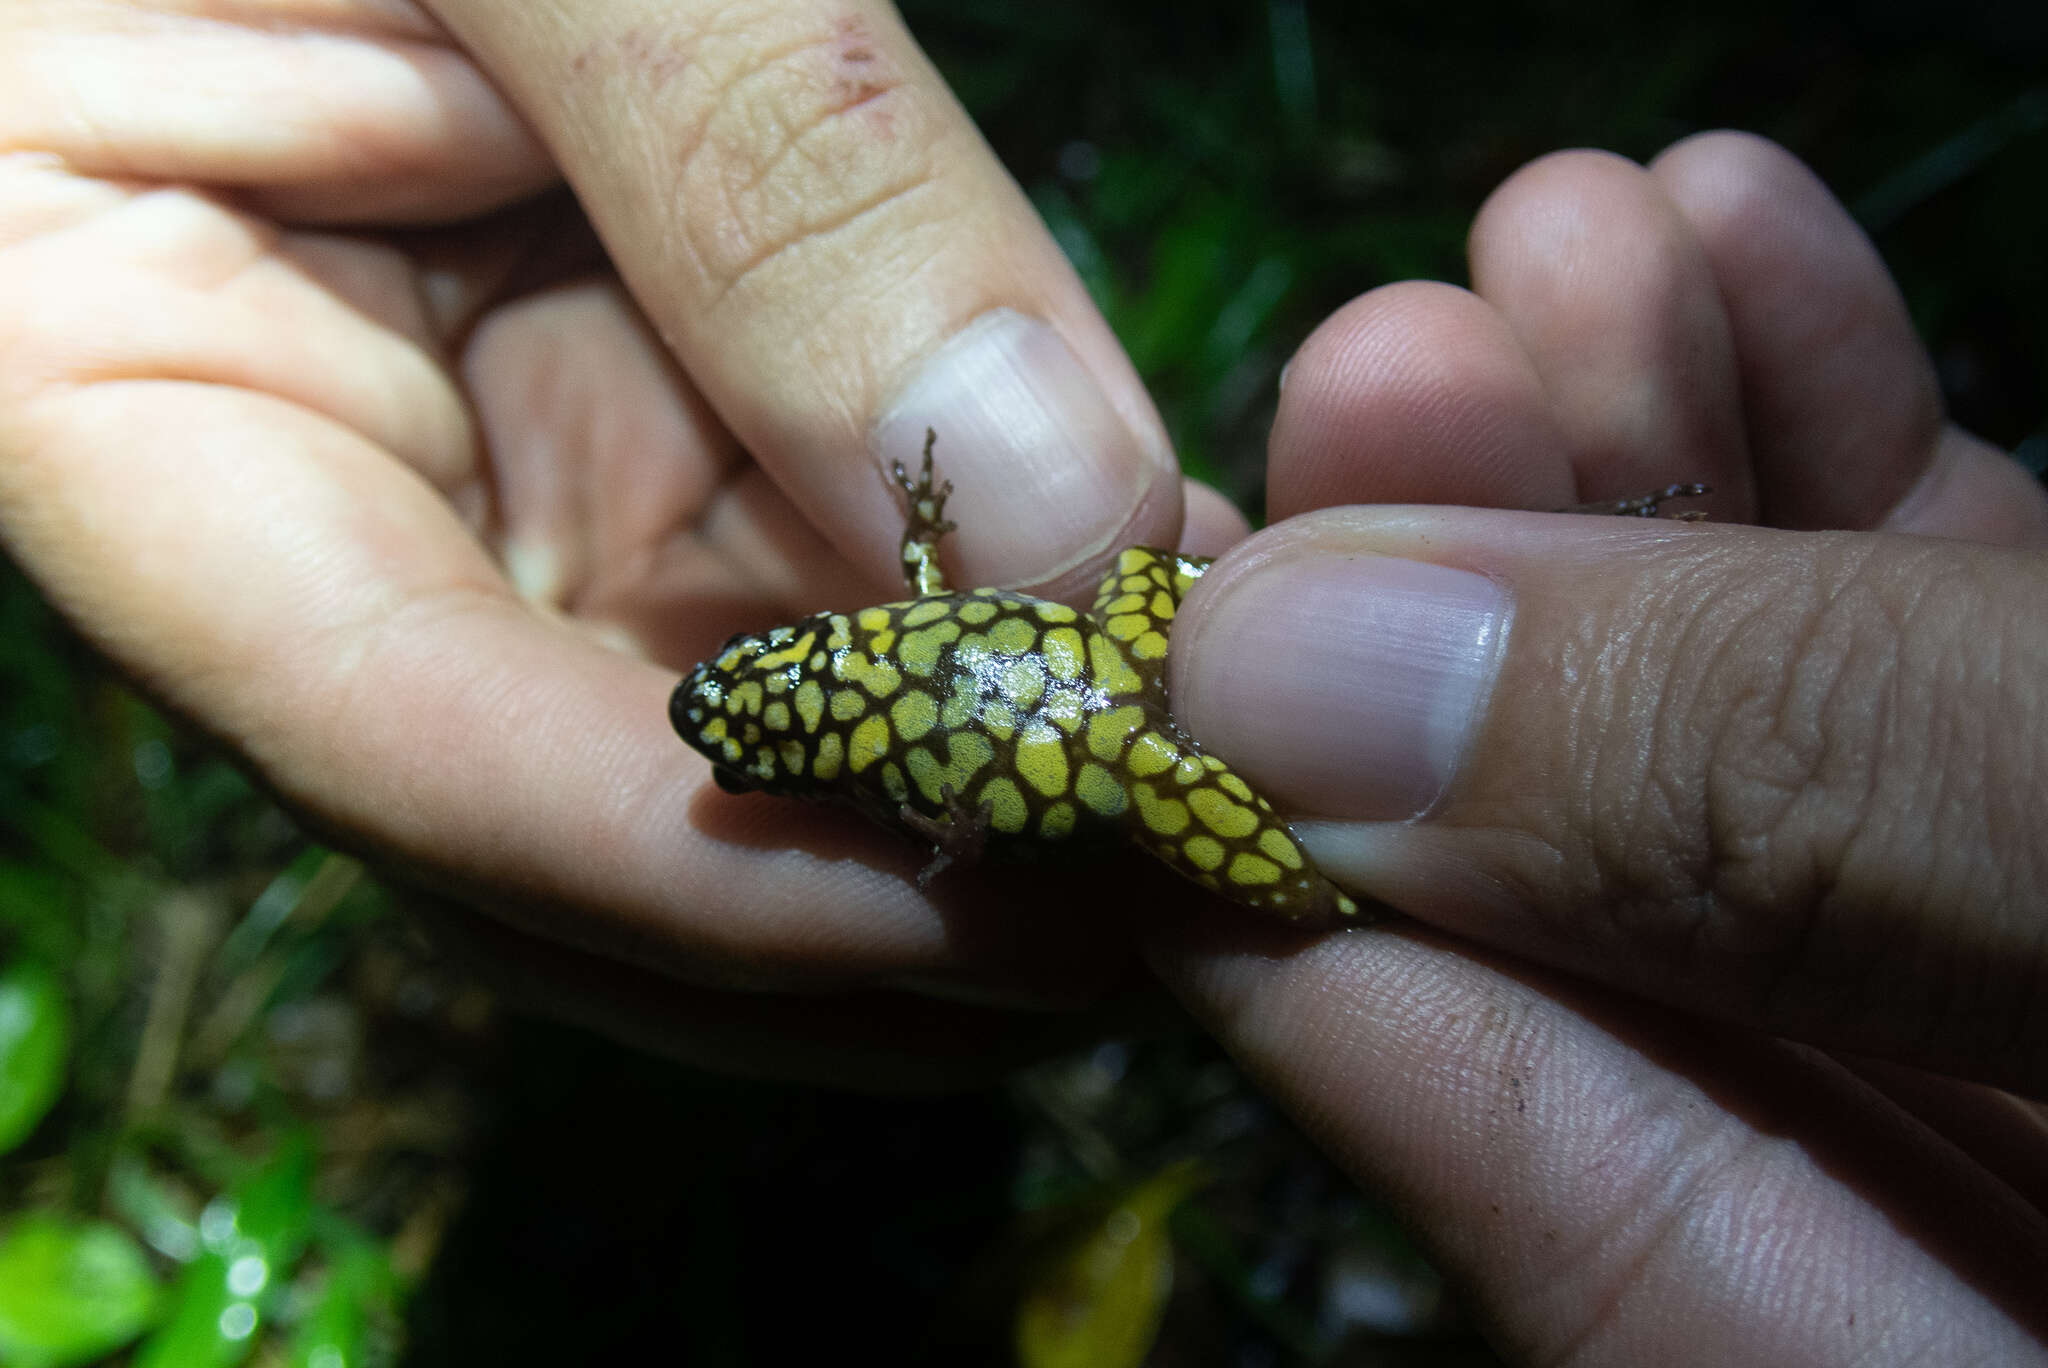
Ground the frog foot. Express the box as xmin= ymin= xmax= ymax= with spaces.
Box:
xmin=899 ymin=782 xmax=993 ymax=889
xmin=892 ymin=428 xmax=958 ymax=538
xmin=892 ymin=429 xmax=958 ymax=595
xmin=1564 ymin=482 xmax=1712 ymax=519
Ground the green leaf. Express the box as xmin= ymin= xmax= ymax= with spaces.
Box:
xmin=131 ymin=1252 xmax=260 ymax=1368
xmin=1014 ymin=1161 xmax=1205 ymax=1368
xmin=1122 ymin=200 xmax=1244 ymax=375
xmin=213 ymin=849 xmax=331 ymax=980
xmin=227 ymin=1132 xmax=317 ymax=1267
xmin=285 ymin=1240 xmax=391 ymax=1368
xmin=1200 ymin=253 xmax=1294 ymax=378
xmin=1031 ymin=184 xmax=1123 ymax=321
xmin=0 ymin=958 xmax=70 ymax=1154
xmin=0 ymin=1212 xmax=163 ymax=1368
xmin=131 ymin=1132 xmax=319 ymax=1368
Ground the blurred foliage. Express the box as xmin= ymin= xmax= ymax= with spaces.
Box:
xmin=1011 ymin=1160 xmax=1203 ymax=1368
xmin=0 ymin=961 xmax=69 ymax=1156
xmin=912 ymin=0 xmax=2047 ymax=504
xmin=2 ymin=2 xmax=2044 ymax=1365
xmin=0 ymin=1213 xmax=160 ymax=1367
xmin=2 ymin=571 xmax=456 ymax=1365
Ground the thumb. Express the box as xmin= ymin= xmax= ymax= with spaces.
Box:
xmin=1170 ymin=507 xmax=2048 ymax=1094
xmin=425 ymin=0 xmax=1179 ymax=599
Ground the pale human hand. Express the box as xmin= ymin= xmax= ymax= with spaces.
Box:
xmin=0 ymin=0 xmax=1249 ymax=1084
xmin=1150 ymin=134 xmax=2048 ymax=1362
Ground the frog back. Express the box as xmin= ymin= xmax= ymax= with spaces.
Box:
xmin=672 ymin=588 xmax=1158 ymax=853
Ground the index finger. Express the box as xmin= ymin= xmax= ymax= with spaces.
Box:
xmin=426 ymin=0 xmax=1181 ymax=600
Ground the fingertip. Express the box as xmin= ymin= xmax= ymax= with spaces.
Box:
xmin=1650 ymin=131 xmax=1944 ymax=528
xmin=1270 ymin=280 xmax=1573 ymax=519
xmin=1467 ymin=147 xmax=1752 ymax=511
xmin=1467 ymin=146 xmax=1644 ymax=268
xmin=1178 ymin=477 xmax=1250 ymax=557
xmin=1649 ymin=128 xmax=1799 ymax=190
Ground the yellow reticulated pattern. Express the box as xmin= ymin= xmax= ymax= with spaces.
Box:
xmin=674 ymin=540 xmax=1363 ymax=923
xmin=1014 ymin=721 xmax=1071 ymax=798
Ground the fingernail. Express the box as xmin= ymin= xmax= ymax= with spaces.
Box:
xmin=502 ymin=535 xmax=564 ymax=605
xmin=873 ymin=309 xmax=1164 ymax=588
xmin=1176 ymin=554 xmax=1509 ymax=819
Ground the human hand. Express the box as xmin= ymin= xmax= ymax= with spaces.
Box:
xmin=1151 ymin=134 xmax=2048 ymax=1361
xmin=0 ymin=0 xmax=1239 ymax=1084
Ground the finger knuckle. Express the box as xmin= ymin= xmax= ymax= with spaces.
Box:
xmin=1587 ymin=536 xmax=2045 ymax=1061
xmin=658 ymin=4 xmax=939 ymax=305
xmin=1565 ymin=542 xmax=1879 ymax=944
xmin=1707 ymin=543 xmax=1885 ymax=868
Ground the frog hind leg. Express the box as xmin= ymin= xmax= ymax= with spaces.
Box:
xmin=1087 ymin=546 xmax=1215 ymax=704
xmin=899 ymin=782 xmax=995 ymax=889
xmin=892 ymin=428 xmax=957 ymax=596
xmin=1120 ymin=718 xmax=1372 ymax=925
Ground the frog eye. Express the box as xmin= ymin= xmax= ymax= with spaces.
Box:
xmin=719 ymin=628 xmax=771 ymax=659
xmin=669 ymin=682 xmax=707 ymax=734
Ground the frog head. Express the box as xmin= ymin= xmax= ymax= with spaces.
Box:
xmin=670 ymin=619 xmax=830 ymax=796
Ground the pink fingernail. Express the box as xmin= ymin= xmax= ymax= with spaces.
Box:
xmin=873 ymin=309 xmax=1163 ymax=588
xmin=1175 ymin=554 xmax=1509 ymax=819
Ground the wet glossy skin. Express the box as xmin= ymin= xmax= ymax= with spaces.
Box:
xmin=670 ymin=433 xmax=1363 ymax=924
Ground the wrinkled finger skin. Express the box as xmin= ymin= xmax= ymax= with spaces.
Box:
xmin=1155 ymin=924 xmax=2048 ymax=1366
xmin=1156 ymin=133 xmax=2048 ymax=1365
